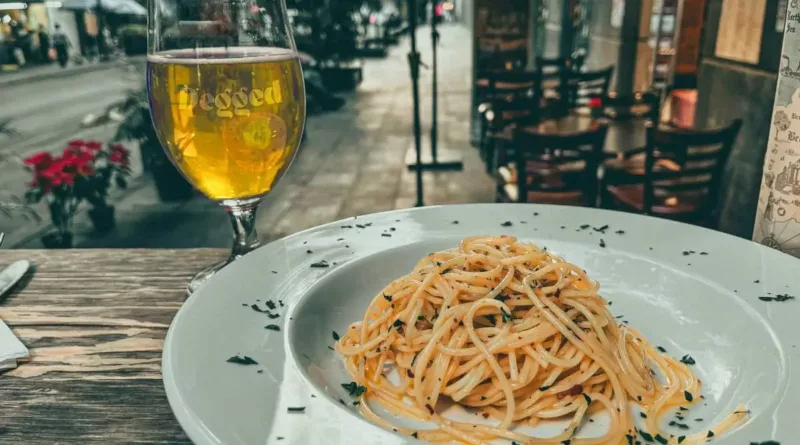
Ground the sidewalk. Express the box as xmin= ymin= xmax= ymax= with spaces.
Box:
xmin=15 ymin=24 xmax=494 ymax=249
xmin=0 ymin=55 xmax=146 ymax=87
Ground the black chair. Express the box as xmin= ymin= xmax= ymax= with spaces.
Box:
xmin=562 ymin=67 xmax=615 ymax=111
xmin=603 ymin=90 xmax=662 ymax=123
xmin=496 ymin=123 xmax=609 ymax=207
xmin=477 ymin=71 xmax=545 ymax=170
xmin=605 ymin=119 xmax=743 ymax=226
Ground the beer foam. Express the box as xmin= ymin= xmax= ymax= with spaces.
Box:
xmin=147 ymin=47 xmax=298 ymax=65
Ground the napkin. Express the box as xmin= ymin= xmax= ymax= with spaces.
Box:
xmin=0 ymin=319 xmax=28 ymax=371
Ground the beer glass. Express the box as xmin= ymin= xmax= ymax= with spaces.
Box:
xmin=147 ymin=0 xmax=305 ymax=293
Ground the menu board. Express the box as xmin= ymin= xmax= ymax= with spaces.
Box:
xmin=714 ymin=0 xmax=766 ymax=64
xmin=469 ymin=0 xmax=530 ymax=145
xmin=753 ymin=0 xmax=800 ymax=257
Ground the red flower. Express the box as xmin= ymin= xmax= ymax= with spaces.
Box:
xmin=24 ymin=152 xmax=54 ymax=171
xmin=67 ymin=139 xmax=87 ymax=148
xmin=62 ymin=145 xmax=96 ymax=176
xmin=109 ymin=144 xmax=130 ymax=167
xmin=588 ymin=97 xmax=603 ymax=108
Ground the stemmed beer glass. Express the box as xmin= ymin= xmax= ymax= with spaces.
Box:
xmin=147 ymin=0 xmax=305 ymax=293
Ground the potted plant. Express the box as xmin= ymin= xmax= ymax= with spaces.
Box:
xmin=24 ymin=146 xmax=90 ymax=248
xmin=114 ymin=89 xmax=194 ymax=201
xmin=82 ymin=142 xmax=132 ymax=233
xmin=23 ymin=140 xmax=132 ymax=246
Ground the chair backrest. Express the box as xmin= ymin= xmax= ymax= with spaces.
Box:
xmin=512 ymin=123 xmax=609 ymax=206
xmin=535 ymin=56 xmax=573 ymax=80
xmin=603 ymin=90 xmax=662 ymax=123
xmin=482 ymin=70 xmax=542 ymax=101
xmin=563 ymin=67 xmax=615 ymax=109
xmin=642 ymin=119 xmax=743 ymax=216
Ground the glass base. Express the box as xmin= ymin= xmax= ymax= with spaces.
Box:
xmin=186 ymin=258 xmax=233 ymax=295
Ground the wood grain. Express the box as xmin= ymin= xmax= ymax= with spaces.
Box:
xmin=0 ymin=249 xmax=227 ymax=444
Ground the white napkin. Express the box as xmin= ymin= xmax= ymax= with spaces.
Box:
xmin=0 ymin=318 xmax=28 ymax=370
xmin=0 ymin=260 xmax=31 ymax=371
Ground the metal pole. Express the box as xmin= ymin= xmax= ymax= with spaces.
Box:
xmin=408 ymin=0 xmax=425 ymax=206
xmin=430 ymin=0 xmax=439 ymax=163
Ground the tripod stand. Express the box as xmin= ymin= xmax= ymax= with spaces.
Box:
xmin=405 ymin=0 xmax=463 ymax=206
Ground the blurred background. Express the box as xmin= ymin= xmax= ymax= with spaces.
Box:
xmin=0 ymin=0 xmax=790 ymax=250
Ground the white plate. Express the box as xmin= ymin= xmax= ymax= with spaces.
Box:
xmin=162 ymin=204 xmax=799 ymax=445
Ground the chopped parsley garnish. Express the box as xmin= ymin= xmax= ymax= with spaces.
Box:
xmin=656 ymin=346 xmax=667 ymax=353
xmin=287 ymin=406 xmax=305 ymax=413
xmin=411 ymin=432 xmax=418 ymax=438
xmin=580 ymin=224 xmax=590 ymax=229
xmin=310 ymin=260 xmax=330 ymax=268
xmin=341 ymin=381 xmax=367 ymax=397
xmin=306 ymin=249 xmax=313 ymax=254
xmin=265 ymin=300 xmax=276 ymax=310
xmin=226 ymin=354 xmax=258 ymax=365
xmin=341 ymin=225 xmax=353 ymax=228
xmin=383 ymin=294 xmax=392 ymax=302
xmin=452 ymin=220 xmax=459 ymax=224
xmin=332 ymin=330 xmax=340 ymax=341
xmin=640 ymin=412 xmax=647 ymax=419
xmin=655 ymin=434 xmax=669 ymax=444
xmin=485 ymin=314 xmax=496 ymax=325
xmin=593 ymin=225 xmax=608 ymax=232
xmin=582 ymin=393 xmax=592 ymax=404
xmin=707 ymin=431 xmax=715 ymax=438
xmin=393 ymin=319 xmax=404 ymax=328
xmin=268 ymin=313 xmax=279 ymax=319
xmin=599 ymin=239 xmax=606 ymax=248
xmin=684 ymin=391 xmax=693 ymax=402
xmin=639 ymin=430 xmax=654 ymax=441
xmin=381 ymin=233 xmax=392 ymax=237
xmin=501 ymin=221 xmax=513 ymax=227
xmin=668 ymin=421 xmax=689 ymax=430
xmin=417 ymin=316 xmax=425 ymax=321
xmin=677 ymin=436 xmax=686 ymax=443
xmin=265 ymin=324 xmax=280 ymax=331
xmin=680 ymin=355 xmax=695 ymax=365
xmin=495 ymin=294 xmax=510 ymax=302
xmin=616 ymin=230 xmax=625 ymax=235
xmin=759 ymin=294 xmax=795 ymax=302
xmin=441 ymin=268 xmax=451 ymax=274
xmin=501 ymin=308 xmax=514 ymax=323
xmin=250 ymin=304 xmax=269 ymax=313
xmin=749 ymin=442 xmax=780 ymax=445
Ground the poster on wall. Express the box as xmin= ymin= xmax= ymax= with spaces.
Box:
xmin=753 ymin=0 xmax=800 ymax=257
xmin=777 ymin=0 xmax=789 ymax=32
xmin=714 ymin=0 xmax=766 ymax=64
xmin=469 ymin=0 xmax=530 ymax=145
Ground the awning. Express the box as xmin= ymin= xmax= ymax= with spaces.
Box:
xmin=60 ymin=0 xmax=146 ymax=15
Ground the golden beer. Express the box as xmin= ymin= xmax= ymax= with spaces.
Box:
xmin=147 ymin=48 xmax=305 ymax=200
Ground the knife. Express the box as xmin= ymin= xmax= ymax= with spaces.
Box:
xmin=0 ymin=260 xmax=30 ymax=302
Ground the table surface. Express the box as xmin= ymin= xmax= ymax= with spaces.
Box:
xmin=531 ymin=114 xmax=648 ymax=154
xmin=0 ymin=249 xmax=227 ymax=444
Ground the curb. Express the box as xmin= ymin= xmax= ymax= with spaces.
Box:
xmin=0 ymin=56 xmax=146 ymax=88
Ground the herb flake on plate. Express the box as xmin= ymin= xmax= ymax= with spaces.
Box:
xmin=680 ymin=354 xmax=695 ymax=365
xmin=287 ymin=407 xmax=306 ymax=413
xmin=332 ymin=331 xmax=340 ymax=341
xmin=341 ymin=381 xmax=367 ymax=397
xmin=265 ymin=324 xmax=280 ymax=331
xmin=310 ymin=260 xmax=330 ymax=268
xmin=501 ymin=221 xmax=513 ymax=227
xmin=226 ymin=354 xmax=258 ymax=365
xmin=759 ymin=294 xmax=795 ymax=302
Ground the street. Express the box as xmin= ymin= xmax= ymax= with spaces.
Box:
xmin=0 ymin=61 xmax=144 ymax=246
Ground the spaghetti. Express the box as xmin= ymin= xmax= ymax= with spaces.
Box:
xmin=335 ymin=235 xmax=747 ymax=444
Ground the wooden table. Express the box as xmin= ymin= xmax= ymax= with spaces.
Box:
xmin=531 ymin=114 xmax=648 ymax=155
xmin=0 ymin=249 xmax=227 ymax=444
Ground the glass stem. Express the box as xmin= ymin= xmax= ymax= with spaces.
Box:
xmin=223 ymin=197 xmax=261 ymax=260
